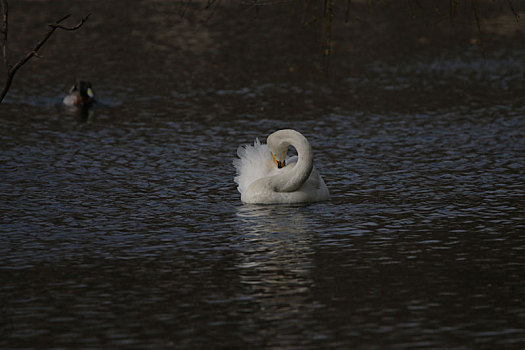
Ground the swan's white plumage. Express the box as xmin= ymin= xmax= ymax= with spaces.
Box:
xmin=233 ymin=138 xmax=275 ymax=195
xmin=233 ymin=130 xmax=330 ymax=204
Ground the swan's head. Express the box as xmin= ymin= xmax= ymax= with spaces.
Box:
xmin=271 ymin=152 xmax=286 ymax=169
xmin=268 ymin=129 xmax=295 ymax=169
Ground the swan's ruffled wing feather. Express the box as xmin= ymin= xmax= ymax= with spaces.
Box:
xmin=233 ymin=138 xmax=275 ymax=194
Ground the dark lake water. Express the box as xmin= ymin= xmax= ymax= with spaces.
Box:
xmin=1 ymin=1 xmax=524 ymax=348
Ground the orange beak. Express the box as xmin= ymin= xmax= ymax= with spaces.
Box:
xmin=272 ymin=153 xmax=285 ymax=169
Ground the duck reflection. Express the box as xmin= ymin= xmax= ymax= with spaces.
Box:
xmin=64 ymin=105 xmax=96 ymax=122
xmin=235 ymin=205 xmax=318 ymax=338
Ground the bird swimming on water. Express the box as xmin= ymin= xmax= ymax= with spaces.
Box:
xmin=63 ymin=80 xmax=95 ymax=107
xmin=233 ymin=129 xmax=330 ymax=204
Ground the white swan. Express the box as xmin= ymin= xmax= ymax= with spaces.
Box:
xmin=233 ymin=129 xmax=330 ymax=204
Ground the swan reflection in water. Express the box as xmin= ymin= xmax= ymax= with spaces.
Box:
xmin=235 ymin=205 xmax=321 ymax=342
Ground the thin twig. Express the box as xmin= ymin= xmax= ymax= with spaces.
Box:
xmin=471 ymin=0 xmax=486 ymax=58
xmin=241 ymin=0 xmax=294 ymax=9
xmin=506 ymin=0 xmax=520 ymax=22
xmin=49 ymin=13 xmax=90 ymax=30
xmin=345 ymin=0 xmax=351 ymax=23
xmin=204 ymin=0 xmax=221 ymax=23
xmin=322 ymin=0 xmax=334 ymax=70
xmin=0 ymin=10 xmax=90 ymax=103
xmin=205 ymin=0 xmax=218 ymax=10
xmin=1 ymin=0 xmax=7 ymax=69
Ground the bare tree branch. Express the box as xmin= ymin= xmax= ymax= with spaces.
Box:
xmin=0 ymin=3 xmax=90 ymax=104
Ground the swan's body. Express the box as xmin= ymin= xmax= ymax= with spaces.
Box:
xmin=233 ymin=129 xmax=330 ymax=204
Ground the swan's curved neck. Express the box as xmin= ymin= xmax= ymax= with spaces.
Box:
xmin=269 ymin=130 xmax=313 ymax=192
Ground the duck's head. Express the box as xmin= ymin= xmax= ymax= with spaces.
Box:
xmin=64 ymin=80 xmax=95 ymax=106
